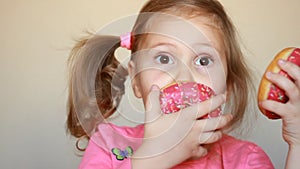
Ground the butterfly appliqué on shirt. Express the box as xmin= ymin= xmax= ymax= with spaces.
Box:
xmin=111 ymin=146 xmax=133 ymax=161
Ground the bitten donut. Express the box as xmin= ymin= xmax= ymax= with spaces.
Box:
xmin=258 ymin=47 xmax=300 ymax=119
xmin=159 ymin=81 xmax=221 ymax=119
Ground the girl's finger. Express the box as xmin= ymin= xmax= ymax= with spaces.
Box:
xmin=191 ymin=146 xmax=208 ymax=159
xmin=278 ymin=60 xmax=300 ymax=88
xmin=265 ymin=71 xmax=300 ymax=102
xmin=184 ymin=94 xmax=226 ymax=120
xmin=198 ymin=130 xmax=223 ymax=144
xmin=260 ymin=100 xmax=287 ymax=118
xmin=195 ymin=113 xmax=233 ymax=132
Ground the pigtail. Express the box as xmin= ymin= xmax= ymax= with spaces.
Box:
xmin=66 ymin=32 xmax=128 ymax=141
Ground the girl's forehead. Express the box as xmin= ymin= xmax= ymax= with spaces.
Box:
xmin=141 ymin=14 xmax=223 ymax=53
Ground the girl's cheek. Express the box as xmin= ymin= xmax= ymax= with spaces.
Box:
xmin=210 ymin=72 xmax=227 ymax=94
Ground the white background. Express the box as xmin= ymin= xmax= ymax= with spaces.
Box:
xmin=0 ymin=0 xmax=299 ymax=168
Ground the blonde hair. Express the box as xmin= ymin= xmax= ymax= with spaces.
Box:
xmin=67 ymin=34 xmax=127 ymax=139
xmin=66 ymin=0 xmax=255 ymax=145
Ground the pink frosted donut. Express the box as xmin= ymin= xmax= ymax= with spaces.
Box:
xmin=159 ymin=82 xmax=221 ymax=119
xmin=258 ymin=47 xmax=300 ymax=119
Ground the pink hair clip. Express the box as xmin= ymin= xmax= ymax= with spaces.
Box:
xmin=120 ymin=32 xmax=132 ymax=50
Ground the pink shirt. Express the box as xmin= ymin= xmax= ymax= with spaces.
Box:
xmin=79 ymin=123 xmax=274 ymax=169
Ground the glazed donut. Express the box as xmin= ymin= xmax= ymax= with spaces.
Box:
xmin=159 ymin=81 xmax=221 ymax=119
xmin=258 ymin=47 xmax=300 ymax=119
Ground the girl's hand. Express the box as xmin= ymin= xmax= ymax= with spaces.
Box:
xmin=260 ymin=59 xmax=300 ymax=147
xmin=132 ymin=85 xmax=233 ymax=169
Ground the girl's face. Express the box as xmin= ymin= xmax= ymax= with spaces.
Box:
xmin=129 ymin=15 xmax=227 ymax=105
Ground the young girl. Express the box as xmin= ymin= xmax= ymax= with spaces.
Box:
xmin=67 ymin=0 xmax=300 ymax=168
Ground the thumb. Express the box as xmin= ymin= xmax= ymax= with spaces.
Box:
xmin=145 ymin=85 xmax=162 ymax=123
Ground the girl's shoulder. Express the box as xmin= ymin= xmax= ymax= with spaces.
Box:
xmin=218 ymin=134 xmax=267 ymax=157
xmin=172 ymin=135 xmax=274 ymax=169
xmin=79 ymin=123 xmax=144 ymax=169
xmin=96 ymin=122 xmax=144 ymax=138
xmin=219 ymin=134 xmax=260 ymax=149
xmin=216 ymin=134 xmax=274 ymax=168
xmin=90 ymin=122 xmax=144 ymax=152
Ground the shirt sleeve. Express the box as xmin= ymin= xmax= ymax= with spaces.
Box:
xmin=243 ymin=144 xmax=275 ymax=169
xmin=78 ymin=138 xmax=132 ymax=169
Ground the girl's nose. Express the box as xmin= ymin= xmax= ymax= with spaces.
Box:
xmin=171 ymin=62 xmax=195 ymax=82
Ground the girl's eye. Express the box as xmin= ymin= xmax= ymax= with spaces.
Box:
xmin=195 ymin=56 xmax=213 ymax=66
xmin=155 ymin=55 xmax=174 ymax=64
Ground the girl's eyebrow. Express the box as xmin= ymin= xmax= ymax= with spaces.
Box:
xmin=192 ymin=42 xmax=214 ymax=48
xmin=148 ymin=42 xmax=177 ymax=49
xmin=150 ymin=41 xmax=214 ymax=49
xmin=191 ymin=43 xmax=219 ymax=53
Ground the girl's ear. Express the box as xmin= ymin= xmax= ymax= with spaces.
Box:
xmin=128 ymin=60 xmax=142 ymax=98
